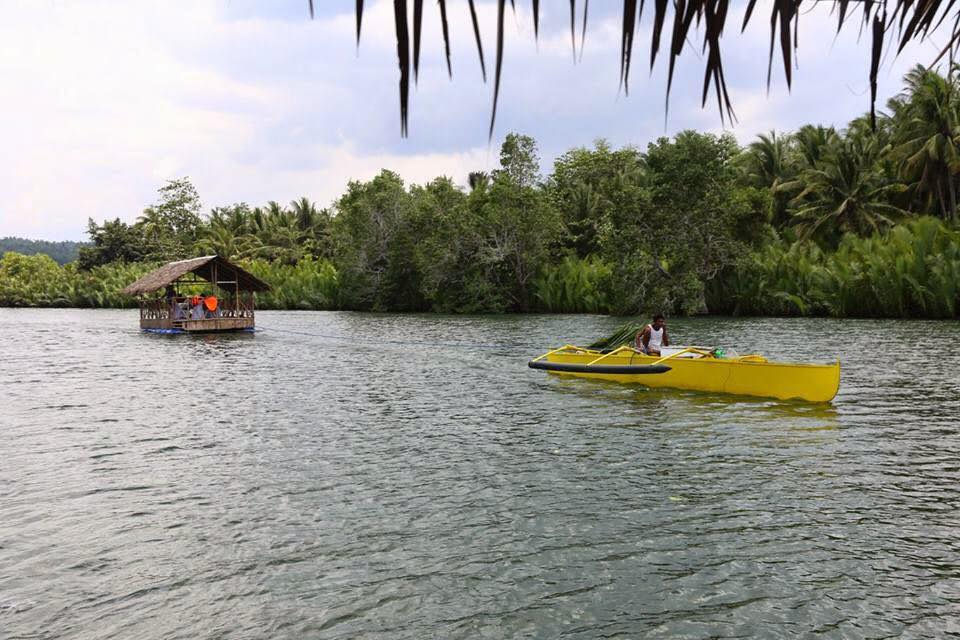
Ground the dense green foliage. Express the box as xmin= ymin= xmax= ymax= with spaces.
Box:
xmin=534 ymin=256 xmax=612 ymax=314
xmin=4 ymin=68 xmax=960 ymax=318
xmin=246 ymin=258 xmax=338 ymax=310
xmin=0 ymin=252 xmax=340 ymax=311
xmin=0 ymin=238 xmax=85 ymax=265
xmin=0 ymin=253 xmax=146 ymax=308
xmin=708 ymin=217 xmax=960 ymax=318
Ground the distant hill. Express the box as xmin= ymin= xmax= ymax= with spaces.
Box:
xmin=0 ymin=237 xmax=87 ymax=265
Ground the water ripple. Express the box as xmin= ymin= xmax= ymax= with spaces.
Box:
xmin=2 ymin=309 xmax=959 ymax=638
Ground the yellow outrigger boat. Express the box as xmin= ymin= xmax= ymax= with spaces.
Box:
xmin=529 ymin=345 xmax=840 ymax=402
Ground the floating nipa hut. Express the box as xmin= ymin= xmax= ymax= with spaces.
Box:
xmin=120 ymin=255 xmax=270 ymax=333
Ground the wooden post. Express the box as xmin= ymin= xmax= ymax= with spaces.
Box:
xmin=234 ymin=266 xmax=239 ymax=317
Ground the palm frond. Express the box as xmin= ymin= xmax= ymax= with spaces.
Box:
xmin=338 ymin=1 xmax=960 ymax=139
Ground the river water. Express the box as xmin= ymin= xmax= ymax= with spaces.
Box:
xmin=2 ymin=309 xmax=960 ymax=639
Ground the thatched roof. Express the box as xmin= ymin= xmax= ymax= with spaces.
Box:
xmin=120 ymin=255 xmax=271 ymax=296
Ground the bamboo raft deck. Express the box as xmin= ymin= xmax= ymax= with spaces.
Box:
xmin=138 ymin=293 xmax=257 ymax=332
xmin=121 ymin=255 xmax=270 ymax=333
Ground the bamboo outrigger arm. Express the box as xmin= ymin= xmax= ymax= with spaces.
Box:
xmin=585 ymin=344 xmax=644 ymax=365
xmin=648 ymin=346 xmax=714 ymax=366
xmin=530 ymin=345 xmax=582 ymax=363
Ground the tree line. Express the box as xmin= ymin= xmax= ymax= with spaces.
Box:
xmin=0 ymin=238 xmax=84 ymax=265
xmin=3 ymin=65 xmax=959 ymax=318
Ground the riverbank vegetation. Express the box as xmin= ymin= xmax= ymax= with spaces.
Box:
xmin=2 ymin=66 xmax=959 ymax=318
xmin=0 ymin=238 xmax=84 ymax=265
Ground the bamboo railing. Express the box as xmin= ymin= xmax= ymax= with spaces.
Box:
xmin=139 ymin=294 xmax=255 ymax=321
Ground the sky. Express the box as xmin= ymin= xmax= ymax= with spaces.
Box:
xmin=0 ymin=0 xmax=947 ymax=240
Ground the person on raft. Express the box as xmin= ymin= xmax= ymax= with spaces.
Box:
xmin=636 ymin=313 xmax=669 ymax=356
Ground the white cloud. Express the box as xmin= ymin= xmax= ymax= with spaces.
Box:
xmin=0 ymin=1 xmax=951 ymax=240
xmin=0 ymin=1 xmax=492 ymax=240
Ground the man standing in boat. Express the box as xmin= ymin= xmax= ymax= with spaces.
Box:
xmin=636 ymin=314 xmax=669 ymax=356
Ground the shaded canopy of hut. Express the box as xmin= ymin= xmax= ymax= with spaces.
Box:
xmin=120 ymin=255 xmax=271 ymax=297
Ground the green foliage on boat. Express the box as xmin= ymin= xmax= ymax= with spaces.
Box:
xmin=587 ymin=322 xmax=646 ymax=351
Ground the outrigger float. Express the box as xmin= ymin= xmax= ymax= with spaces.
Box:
xmin=529 ymin=345 xmax=840 ymax=402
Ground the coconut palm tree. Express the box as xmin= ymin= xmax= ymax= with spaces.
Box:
xmin=890 ymin=65 xmax=960 ymax=222
xmin=135 ymin=206 xmax=180 ymax=259
xmin=264 ymin=201 xmax=290 ymax=227
xmin=565 ymin=181 xmax=604 ymax=256
xmin=793 ymin=125 xmax=838 ymax=170
xmin=290 ymin=197 xmax=318 ymax=230
xmin=289 ymin=196 xmax=332 ymax=257
xmin=195 ymin=224 xmax=248 ymax=259
xmin=787 ymin=134 xmax=907 ymax=242
xmin=739 ymin=131 xmax=794 ymax=227
xmin=208 ymin=204 xmax=253 ymax=236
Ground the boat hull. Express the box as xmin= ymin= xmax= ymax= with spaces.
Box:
xmin=140 ymin=317 xmax=255 ymax=332
xmin=536 ymin=348 xmax=840 ymax=402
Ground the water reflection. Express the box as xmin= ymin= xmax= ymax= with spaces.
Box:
xmin=548 ymin=373 xmax=841 ymax=429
